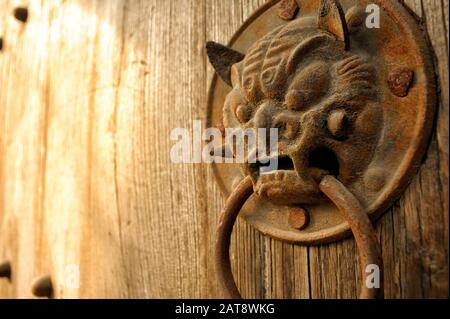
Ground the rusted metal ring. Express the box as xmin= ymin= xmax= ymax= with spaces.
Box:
xmin=216 ymin=175 xmax=383 ymax=299
xmin=216 ymin=176 xmax=254 ymax=299
xmin=319 ymin=176 xmax=383 ymax=299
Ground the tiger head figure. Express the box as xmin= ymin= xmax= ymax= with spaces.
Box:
xmin=207 ymin=0 xmax=383 ymax=205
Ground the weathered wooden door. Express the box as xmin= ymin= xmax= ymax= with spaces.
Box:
xmin=0 ymin=0 xmax=447 ymax=298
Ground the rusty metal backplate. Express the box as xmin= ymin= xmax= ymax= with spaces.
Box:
xmin=207 ymin=0 xmax=435 ymax=244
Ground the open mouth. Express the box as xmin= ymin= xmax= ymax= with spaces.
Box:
xmin=278 ymin=156 xmax=295 ymax=170
xmin=249 ymin=155 xmax=295 ymax=171
xmin=248 ymin=146 xmax=340 ymax=204
xmin=308 ymin=147 xmax=340 ymax=177
xmin=249 ymin=146 xmax=339 ymax=178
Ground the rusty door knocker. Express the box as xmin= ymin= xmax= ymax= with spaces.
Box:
xmin=206 ymin=0 xmax=435 ymax=299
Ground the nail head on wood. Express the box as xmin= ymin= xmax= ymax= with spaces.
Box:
xmin=0 ymin=261 xmax=11 ymax=280
xmin=31 ymin=275 xmax=53 ymax=298
xmin=13 ymin=7 xmax=29 ymax=23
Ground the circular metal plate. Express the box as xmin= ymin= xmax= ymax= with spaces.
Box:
xmin=207 ymin=0 xmax=435 ymax=244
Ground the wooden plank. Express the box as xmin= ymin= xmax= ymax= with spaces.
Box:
xmin=0 ymin=0 xmax=55 ymax=298
xmin=73 ymin=0 xmax=212 ymax=298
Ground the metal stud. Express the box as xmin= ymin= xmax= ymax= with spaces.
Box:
xmin=0 ymin=261 xmax=11 ymax=280
xmin=13 ymin=7 xmax=28 ymax=23
xmin=31 ymin=275 xmax=53 ymax=298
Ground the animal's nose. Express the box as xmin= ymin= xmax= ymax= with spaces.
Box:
xmin=250 ymin=102 xmax=301 ymax=138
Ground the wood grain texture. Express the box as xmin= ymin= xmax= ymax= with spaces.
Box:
xmin=0 ymin=0 xmax=447 ymax=298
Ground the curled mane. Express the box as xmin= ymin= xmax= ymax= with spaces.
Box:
xmin=239 ymin=18 xmax=377 ymax=106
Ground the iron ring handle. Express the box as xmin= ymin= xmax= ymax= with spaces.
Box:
xmin=215 ymin=175 xmax=384 ymax=299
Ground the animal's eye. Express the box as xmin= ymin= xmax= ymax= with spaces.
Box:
xmin=235 ymin=104 xmax=251 ymax=123
xmin=327 ymin=109 xmax=349 ymax=139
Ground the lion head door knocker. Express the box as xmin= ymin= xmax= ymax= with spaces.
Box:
xmin=206 ymin=0 xmax=435 ymax=299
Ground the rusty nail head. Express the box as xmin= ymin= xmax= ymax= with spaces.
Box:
xmin=13 ymin=7 xmax=28 ymax=23
xmin=0 ymin=261 xmax=11 ymax=280
xmin=277 ymin=0 xmax=299 ymax=21
xmin=288 ymin=207 xmax=310 ymax=230
xmin=31 ymin=275 xmax=53 ymax=298
xmin=387 ymin=68 xmax=414 ymax=97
